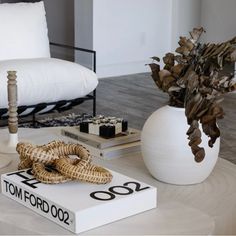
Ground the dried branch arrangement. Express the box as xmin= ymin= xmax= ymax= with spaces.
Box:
xmin=149 ymin=27 xmax=236 ymax=162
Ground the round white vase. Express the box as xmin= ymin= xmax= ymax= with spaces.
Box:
xmin=141 ymin=105 xmax=220 ymax=185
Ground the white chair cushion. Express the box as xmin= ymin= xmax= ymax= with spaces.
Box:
xmin=0 ymin=2 xmax=50 ymax=60
xmin=0 ymin=58 xmax=98 ymax=108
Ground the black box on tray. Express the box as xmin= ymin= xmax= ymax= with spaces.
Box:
xmin=79 ymin=115 xmax=128 ymax=138
xmin=61 ymin=115 xmax=140 ymax=159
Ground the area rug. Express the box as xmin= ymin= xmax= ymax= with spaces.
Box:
xmin=19 ymin=113 xmax=92 ymax=128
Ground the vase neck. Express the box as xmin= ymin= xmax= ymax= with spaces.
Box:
xmin=167 ymin=105 xmax=185 ymax=111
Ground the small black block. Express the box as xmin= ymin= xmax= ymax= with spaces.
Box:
xmin=99 ymin=125 xmax=116 ymax=138
xmin=122 ymin=120 xmax=128 ymax=132
xmin=80 ymin=122 xmax=89 ymax=133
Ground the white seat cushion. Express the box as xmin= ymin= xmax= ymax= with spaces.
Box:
xmin=0 ymin=58 xmax=98 ymax=108
xmin=0 ymin=2 xmax=50 ymax=60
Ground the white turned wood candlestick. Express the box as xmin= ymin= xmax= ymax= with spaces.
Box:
xmin=0 ymin=71 xmax=18 ymax=159
xmin=8 ymin=71 xmax=18 ymax=134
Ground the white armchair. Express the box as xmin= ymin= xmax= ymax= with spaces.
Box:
xmin=0 ymin=1 xmax=98 ymax=125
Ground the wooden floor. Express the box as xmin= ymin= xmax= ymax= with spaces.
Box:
xmin=76 ymin=73 xmax=236 ymax=164
xmin=77 ymin=73 xmax=168 ymax=129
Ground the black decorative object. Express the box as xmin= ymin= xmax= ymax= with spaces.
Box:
xmin=79 ymin=115 xmax=128 ymax=138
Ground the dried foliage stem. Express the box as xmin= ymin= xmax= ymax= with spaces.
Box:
xmin=149 ymin=27 xmax=236 ymax=162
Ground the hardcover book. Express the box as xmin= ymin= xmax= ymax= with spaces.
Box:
xmin=1 ymin=169 xmax=157 ymax=234
xmin=85 ymin=141 xmax=141 ymax=160
xmin=61 ymin=127 xmax=140 ymax=149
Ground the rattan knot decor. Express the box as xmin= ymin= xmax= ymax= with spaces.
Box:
xmin=16 ymin=140 xmax=113 ymax=184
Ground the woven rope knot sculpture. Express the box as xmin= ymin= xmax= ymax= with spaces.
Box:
xmin=16 ymin=141 xmax=113 ymax=184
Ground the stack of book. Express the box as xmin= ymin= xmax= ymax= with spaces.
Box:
xmin=61 ymin=127 xmax=141 ymax=160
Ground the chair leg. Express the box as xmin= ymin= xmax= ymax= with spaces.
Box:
xmin=33 ymin=113 xmax=36 ymax=128
xmin=93 ymin=90 xmax=96 ymax=117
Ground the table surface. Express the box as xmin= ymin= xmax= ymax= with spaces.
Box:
xmin=0 ymin=127 xmax=236 ymax=235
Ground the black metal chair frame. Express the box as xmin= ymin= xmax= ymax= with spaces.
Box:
xmin=0 ymin=42 xmax=97 ymax=126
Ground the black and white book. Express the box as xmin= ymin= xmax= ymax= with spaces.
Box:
xmin=1 ymin=169 xmax=157 ymax=234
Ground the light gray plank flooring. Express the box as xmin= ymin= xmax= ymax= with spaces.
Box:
xmin=75 ymin=73 xmax=236 ymax=165
xmin=78 ymin=73 xmax=169 ymax=129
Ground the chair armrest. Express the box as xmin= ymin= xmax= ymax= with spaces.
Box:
xmin=50 ymin=42 xmax=96 ymax=72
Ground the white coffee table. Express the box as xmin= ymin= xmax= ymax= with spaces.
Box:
xmin=0 ymin=127 xmax=236 ymax=235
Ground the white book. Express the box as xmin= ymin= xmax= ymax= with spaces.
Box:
xmin=1 ymin=169 xmax=157 ymax=234
xmin=79 ymin=140 xmax=141 ymax=160
xmin=95 ymin=141 xmax=141 ymax=159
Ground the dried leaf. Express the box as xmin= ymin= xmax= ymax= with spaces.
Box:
xmin=151 ymin=56 xmax=160 ymax=62
xmin=194 ymin=147 xmax=205 ymax=163
xmin=176 ymin=46 xmax=191 ymax=57
xmin=187 ymin=120 xmax=198 ymax=135
xmin=174 ymin=55 xmax=188 ymax=64
xmin=171 ymin=64 xmax=186 ymax=78
xmin=230 ymin=49 xmax=236 ymax=61
xmin=163 ymin=53 xmax=175 ymax=70
xmin=168 ymin=86 xmax=181 ymax=92
xmin=159 ymin=69 xmax=171 ymax=82
xmin=202 ymin=43 xmax=216 ymax=58
xmin=162 ymin=76 xmax=176 ymax=92
xmin=148 ymin=63 xmax=160 ymax=73
xmin=186 ymin=93 xmax=203 ymax=120
xmin=148 ymin=63 xmax=161 ymax=88
xmin=178 ymin=37 xmax=195 ymax=50
xmin=190 ymin=27 xmax=205 ymax=43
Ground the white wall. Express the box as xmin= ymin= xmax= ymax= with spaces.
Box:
xmin=201 ymin=0 xmax=236 ymax=43
xmin=171 ymin=0 xmax=201 ymax=50
xmin=74 ymin=0 xmax=93 ymax=68
xmin=44 ymin=0 xmax=74 ymax=45
xmin=74 ymin=0 xmax=235 ymax=78
xmin=74 ymin=0 xmax=93 ymax=49
xmin=93 ymin=0 xmax=173 ymax=78
xmin=44 ymin=0 xmax=74 ymax=60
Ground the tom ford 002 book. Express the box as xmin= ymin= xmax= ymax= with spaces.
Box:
xmin=1 ymin=168 xmax=157 ymax=234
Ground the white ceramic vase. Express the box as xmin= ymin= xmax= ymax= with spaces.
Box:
xmin=141 ymin=105 xmax=220 ymax=185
